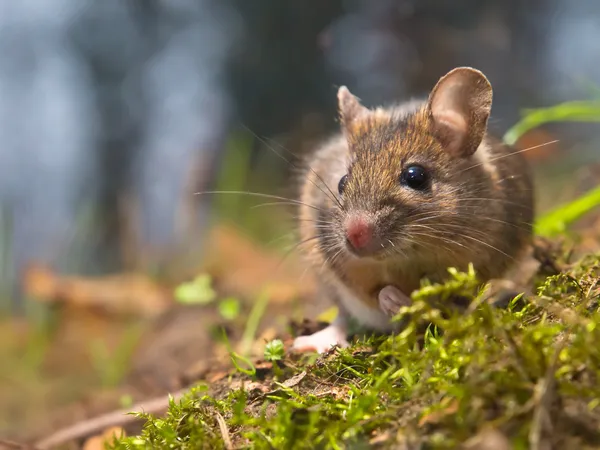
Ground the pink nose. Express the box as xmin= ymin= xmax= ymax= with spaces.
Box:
xmin=345 ymin=217 xmax=373 ymax=249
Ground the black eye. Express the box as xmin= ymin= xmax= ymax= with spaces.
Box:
xmin=400 ymin=165 xmax=429 ymax=190
xmin=338 ymin=174 xmax=348 ymax=195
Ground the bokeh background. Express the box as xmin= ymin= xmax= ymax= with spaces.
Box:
xmin=1 ymin=0 xmax=600 ymax=442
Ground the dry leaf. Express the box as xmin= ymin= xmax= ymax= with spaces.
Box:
xmin=82 ymin=426 xmax=125 ymax=450
xmin=23 ymin=264 xmax=172 ymax=317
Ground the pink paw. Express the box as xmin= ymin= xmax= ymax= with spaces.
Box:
xmin=378 ymin=285 xmax=412 ymax=317
xmin=292 ymin=323 xmax=349 ymax=354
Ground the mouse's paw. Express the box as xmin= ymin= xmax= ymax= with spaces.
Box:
xmin=378 ymin=285 xmax=412 ymax=317
xmin=292 ymin=323 xmax=349 ymax=354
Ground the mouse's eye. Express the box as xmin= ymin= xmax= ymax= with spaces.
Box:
xmin=400 ymin=165 xmax=429 ymax=190
xmin=338 ymin=174 xmax=348 ymax=195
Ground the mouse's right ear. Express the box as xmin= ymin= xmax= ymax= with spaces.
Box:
xmin=426 ymin=67 xmax=493 ymax=158
xmin=338 ymin=86 xmax=369 ymax=136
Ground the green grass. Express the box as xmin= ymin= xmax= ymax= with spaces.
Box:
xmin=534 ymin=185 xmax=600 ymax=237
xmin=503 ymin=100 xmax=600 ymax=146
xmin=503 ymin=98 xmax=600 ymax=237
xmin=210 ymin=128 xmax=292 ymax=247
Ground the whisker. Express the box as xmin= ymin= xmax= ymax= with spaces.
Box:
xmin=292 ymin=216 xmax=335 ymax=225
xmin=405 ymin=230 xmax=467 ymax=251
xmin=328 ymin=246 xmax=347 ymax=272
xmin=458 ymin=139 xmax=559 ymax=174
xmin=450 ymin=232 xmax=515 ymax=260
xmin=445 ymin=212 xmax=533 ymax=230
xmin=457 ymin=197 xmax=535 ymax=210
xmin=251 ymin=201 xmax=309 ymax=209
xmin=410 ymin=223 xmax=506 ymax=247
xmin=242 ymin=124 xmax=344 ymax=210
xmin=275 ymin=235 xmax=325 ymax=271
xmin=331 ymin=247 xmax=345 ymax=265
xmin=196 ymin=190 xmax=323 ymax=212
xmin=397 ymin=234 xmax=452 ymax=256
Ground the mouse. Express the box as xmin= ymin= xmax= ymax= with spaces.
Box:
xmin=292 ymin=67 xmax=534 ymax=353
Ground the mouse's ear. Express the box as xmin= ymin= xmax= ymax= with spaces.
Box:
xmin=338 ymin=86 xmax=369 ymax=134
xmin=426 ymin=67 xmax=493 ymax=158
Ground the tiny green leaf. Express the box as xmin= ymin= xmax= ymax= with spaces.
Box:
xmin=119 ymin=394 xmax=134 ymax=409
xmin=219 ymin=297 xmax=241 ymax=320
xmin=174 ymin=274 xmax=216 ymax=305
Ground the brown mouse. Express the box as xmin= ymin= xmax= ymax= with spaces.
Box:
xmin=292 ymin=67 xmax=534 ymax=353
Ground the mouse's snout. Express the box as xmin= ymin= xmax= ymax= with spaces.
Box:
xmin=345 ymin=216 xmax=372 ymax=249
xmin=344 ymin=213 xmax=382 ymax=255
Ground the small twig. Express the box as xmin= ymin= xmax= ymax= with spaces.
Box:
xmin=0 ymin=439 xmax=40 ymax=450
xmin=35 ymin=388 xmax=189 ymax=450
xmin=585 ymin=278 xmax=598 ymax=300
xmin=499 ymin=327 xmax=536 ymax=383
xmin=214 ymin=411 xmax=233 ymax=450
xmin=529 ymin=338 xmax=565 ymax=450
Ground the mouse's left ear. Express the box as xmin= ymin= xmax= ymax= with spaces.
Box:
xmin=426 ymin=67 xmax=493 ymax=158
xmin=338 ymin=86 xmax=370 ymax=136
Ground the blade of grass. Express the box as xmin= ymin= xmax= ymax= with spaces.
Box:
xmin=534 ymin=185 xmax=600 ymax=237
xmin=239 ymin=288 xmax=271 ymax=357
xmin=221 ymin=327 xmax=256 ymax=377
xmin=503 ymin=100 xmax=600 ymax=146
xmin=213 ymin=129 xmax=254 ymax=221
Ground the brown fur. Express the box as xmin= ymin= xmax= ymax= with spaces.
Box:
xmin=297 ymin=67 xmax=533 ymax=316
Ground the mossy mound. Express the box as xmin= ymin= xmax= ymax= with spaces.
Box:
xmin=110 ymin=244 xmax=600 ymax=449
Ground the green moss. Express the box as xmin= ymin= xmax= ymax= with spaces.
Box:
xmin=110 ymin=252 xmax=600 ymax=449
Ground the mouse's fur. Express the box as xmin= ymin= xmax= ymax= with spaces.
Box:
xmin=296 ymin=67 xmax=534 ymax=334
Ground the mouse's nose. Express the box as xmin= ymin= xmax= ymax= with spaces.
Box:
xmin=345 ymin=216 xmax=374 ymax=250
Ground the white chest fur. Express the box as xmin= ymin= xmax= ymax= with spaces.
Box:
xmin=333 ymin=278 xmax=400 ymax=333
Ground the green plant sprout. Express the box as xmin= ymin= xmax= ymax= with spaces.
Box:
xmin=264 ymin=339 xmax=285 ymax=362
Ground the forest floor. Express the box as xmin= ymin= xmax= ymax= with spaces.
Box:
xmin=2 ymin=126 xmax=600 ymax=449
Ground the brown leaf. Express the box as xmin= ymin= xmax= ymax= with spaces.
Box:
xmin=418 ymin=398 xmax=460 ymax=427
xmin=280 ymin=371 xmax=307 ymax=389
xmin=82 ymin=427 xmax=125 ymax=450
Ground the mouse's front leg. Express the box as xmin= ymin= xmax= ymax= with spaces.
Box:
xmin=292 ymin=313 xmax=349 ymax=354
xmin=378 ymin=285 xmax=412 ymax=317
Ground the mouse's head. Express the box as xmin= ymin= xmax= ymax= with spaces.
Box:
xmin=329 ymin=67 xmax=494 ymax=261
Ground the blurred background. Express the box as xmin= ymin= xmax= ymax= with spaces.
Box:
xmin=1 ymin=0 xmax=600 ymax=442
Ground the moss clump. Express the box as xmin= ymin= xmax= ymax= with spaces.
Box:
xmin=110 ymin=250 xmax=600 ymax=449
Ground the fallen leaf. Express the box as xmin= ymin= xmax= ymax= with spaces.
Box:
xmin=208 ymin=371 xmax=229 ymax=383
xmin=462 ymin=428 xmax=512 ymax=450
xmin=369 ymin=431 xmax=391 ymax=445
xmin=280 ymin=371 xmax=307 ymax=389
